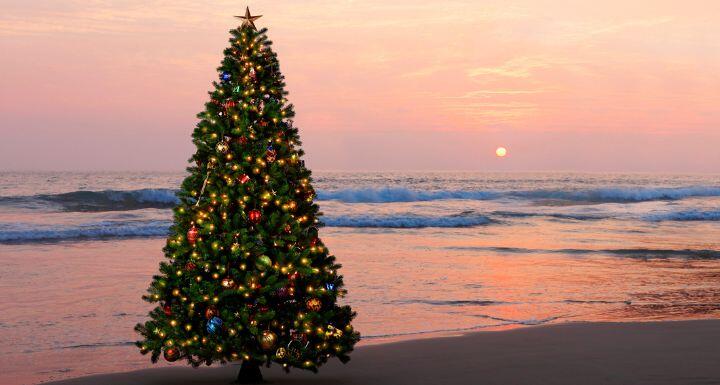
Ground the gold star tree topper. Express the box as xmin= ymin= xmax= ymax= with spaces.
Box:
xmin=235 ymin=6 xmax=262 ymax=30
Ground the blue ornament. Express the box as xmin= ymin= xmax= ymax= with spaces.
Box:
xmin=221 ymin=72 xmax=231 ymax=81
xmin=325 ymin=283 xmax=336 ymax=291
xmin=207 ymin=316 xmax=223 ymax=334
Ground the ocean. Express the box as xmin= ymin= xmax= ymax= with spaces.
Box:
xmin=1 ymin=171 xmax=719 ymax=384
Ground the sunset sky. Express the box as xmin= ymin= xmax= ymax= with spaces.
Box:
xmin=1 ymin=0 xmax=718 ymax=172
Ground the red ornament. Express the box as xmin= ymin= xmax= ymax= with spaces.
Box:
xmin=238 ymin=136 xmax=248 ymax=145
xmin=224 ymin=100 xmax=237 ymax=109
xmin=310 ymin=238 xmax=319 ymax=247
xmin=164 ymin=347 xmax=180 ymax=362
xmin=187 ymin=225 xmax=199 ymax=245
xmin=205 ymin=305 xmax=218 ymax=319
xmin=288 ymin=271 xmax=299 ymax=281
xmin=259 ymin=120 xmax=269 ymax=127
xmin=239 ymin=174 xmax=251 ymax=184
xmin=248 ymin=209 xmax=262 ymax=224
xmin=185 ymin=261 xmax=197 ymax=271
xmin=162 ymin=303 xmax=172 ymax=316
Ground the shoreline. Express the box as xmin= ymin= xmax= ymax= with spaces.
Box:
xmin=45 ymin=319 xmax=720 ymax=385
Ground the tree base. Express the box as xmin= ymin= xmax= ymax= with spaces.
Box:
xmin=236 ymin=360 xmax=263 ymax=384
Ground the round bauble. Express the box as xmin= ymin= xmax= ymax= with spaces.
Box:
xmin=255 ymin=255 xmax=272 ymax=270
xmin=248 ymin=209 xmax=262 ymax=224
xmin=306 ymin=298 xmax=322 ymax=312
xmin=258 ymin=330 xmax=277 ymax=350
xmin=185 ymin=261 xmax=197 ymax=271
xmin=275 ymin=347 xmax=287 ymax=359
xmin=164 ymin=347 xmax=180 ymax=362
xmin=162 ymin=303 xmax=172 ymax=316
xmin=216 ymin=141 xmax=229 ymax=154
xmin=206 ymin=316 xmax=223 ymax=334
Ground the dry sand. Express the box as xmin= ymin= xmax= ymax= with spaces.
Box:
xmin=47 ymin=320 xmax=720 ymax=385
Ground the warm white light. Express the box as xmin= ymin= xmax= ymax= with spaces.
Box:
xmin=495 ymin=147 xmax=507 ymax=157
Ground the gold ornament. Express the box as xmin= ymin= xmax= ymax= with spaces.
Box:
xmin=221 ymin=277 xmax=235 ymax=288
xmin=306 ymin=298 xmax=322 ymax=312
xmin=275 ymin=347 xmax=287 ymax=359
xmin=258 ymin=330 xmax=277 ymax=350
xmin=235 ymin=7 xmax=262 ymax=30
xmin=216 ymin=141 xmax=229 ymax=154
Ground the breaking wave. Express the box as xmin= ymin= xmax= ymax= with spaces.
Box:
xmin=0 ymin=189 xmax=180 ymax=211
xmin=0 ymin=213 xmax=494 ymax=243
xmin=323 ymin=213 xmax=493 ymax=228
xmin=319 ymin=186 xmax=720 ymax=203
xmin=0 ymin=220 xmax=172 ymax=243
xmin=645 ymin=209 xmax=720 ymax=222
xmin=2 ymin=185 xmax=719 ymax=212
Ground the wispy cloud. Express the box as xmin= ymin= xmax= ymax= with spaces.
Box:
xmin=467 ymin=56 xmax=580 ymax=78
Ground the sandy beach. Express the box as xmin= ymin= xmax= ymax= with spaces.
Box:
xmin=46 ymin=320 xmax=720 ymax=385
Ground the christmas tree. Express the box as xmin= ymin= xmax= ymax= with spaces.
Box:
xmin=135 ymin=8 xmax=359 ymax=383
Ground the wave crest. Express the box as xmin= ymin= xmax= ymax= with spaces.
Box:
xmin=319 ymin=186 xmax=720 ymax=203
xmin=2 ymin=185 xmax=719 ymax=211
xmin=645 ymin=209 xmax=720 ymax=222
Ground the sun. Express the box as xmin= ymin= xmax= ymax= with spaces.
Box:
xmin=495 ymin=147 xmax=508 ymax=157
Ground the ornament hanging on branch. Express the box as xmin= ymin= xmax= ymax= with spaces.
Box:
xmin=164 ymin=347 xmax=180 ymax=362
xmin=266 ymin=146 xmax=277 ymax=162
xmin=248 ymin=209 xmax=262 ymax=224
xmin=306 ymin=298 xmax=322 ymax=312
xmin=221 ymin=277 xmax=235 ymax=288
xmin=258 ymin=330 xmax=277 ymax=350
xmin=224 ymin=100 xmax=237 ymax=110
xmin=205 ymin=305 xmax=218 ymax=319
xmin=187 ymin=224 xmax=199 ymax=245
xmin=207 ymin=316 xmax=223 ymax=334
xmin=216 ymin=140 xmax=229 ymax=154
xmin=238 ymin=174 xmax=251 ymax=184
xmin=255 ymin=255 xmax=272 ymax=270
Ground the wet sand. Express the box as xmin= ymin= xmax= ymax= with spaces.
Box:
xmin=47 ymin=319 xmax=720 ymax=385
